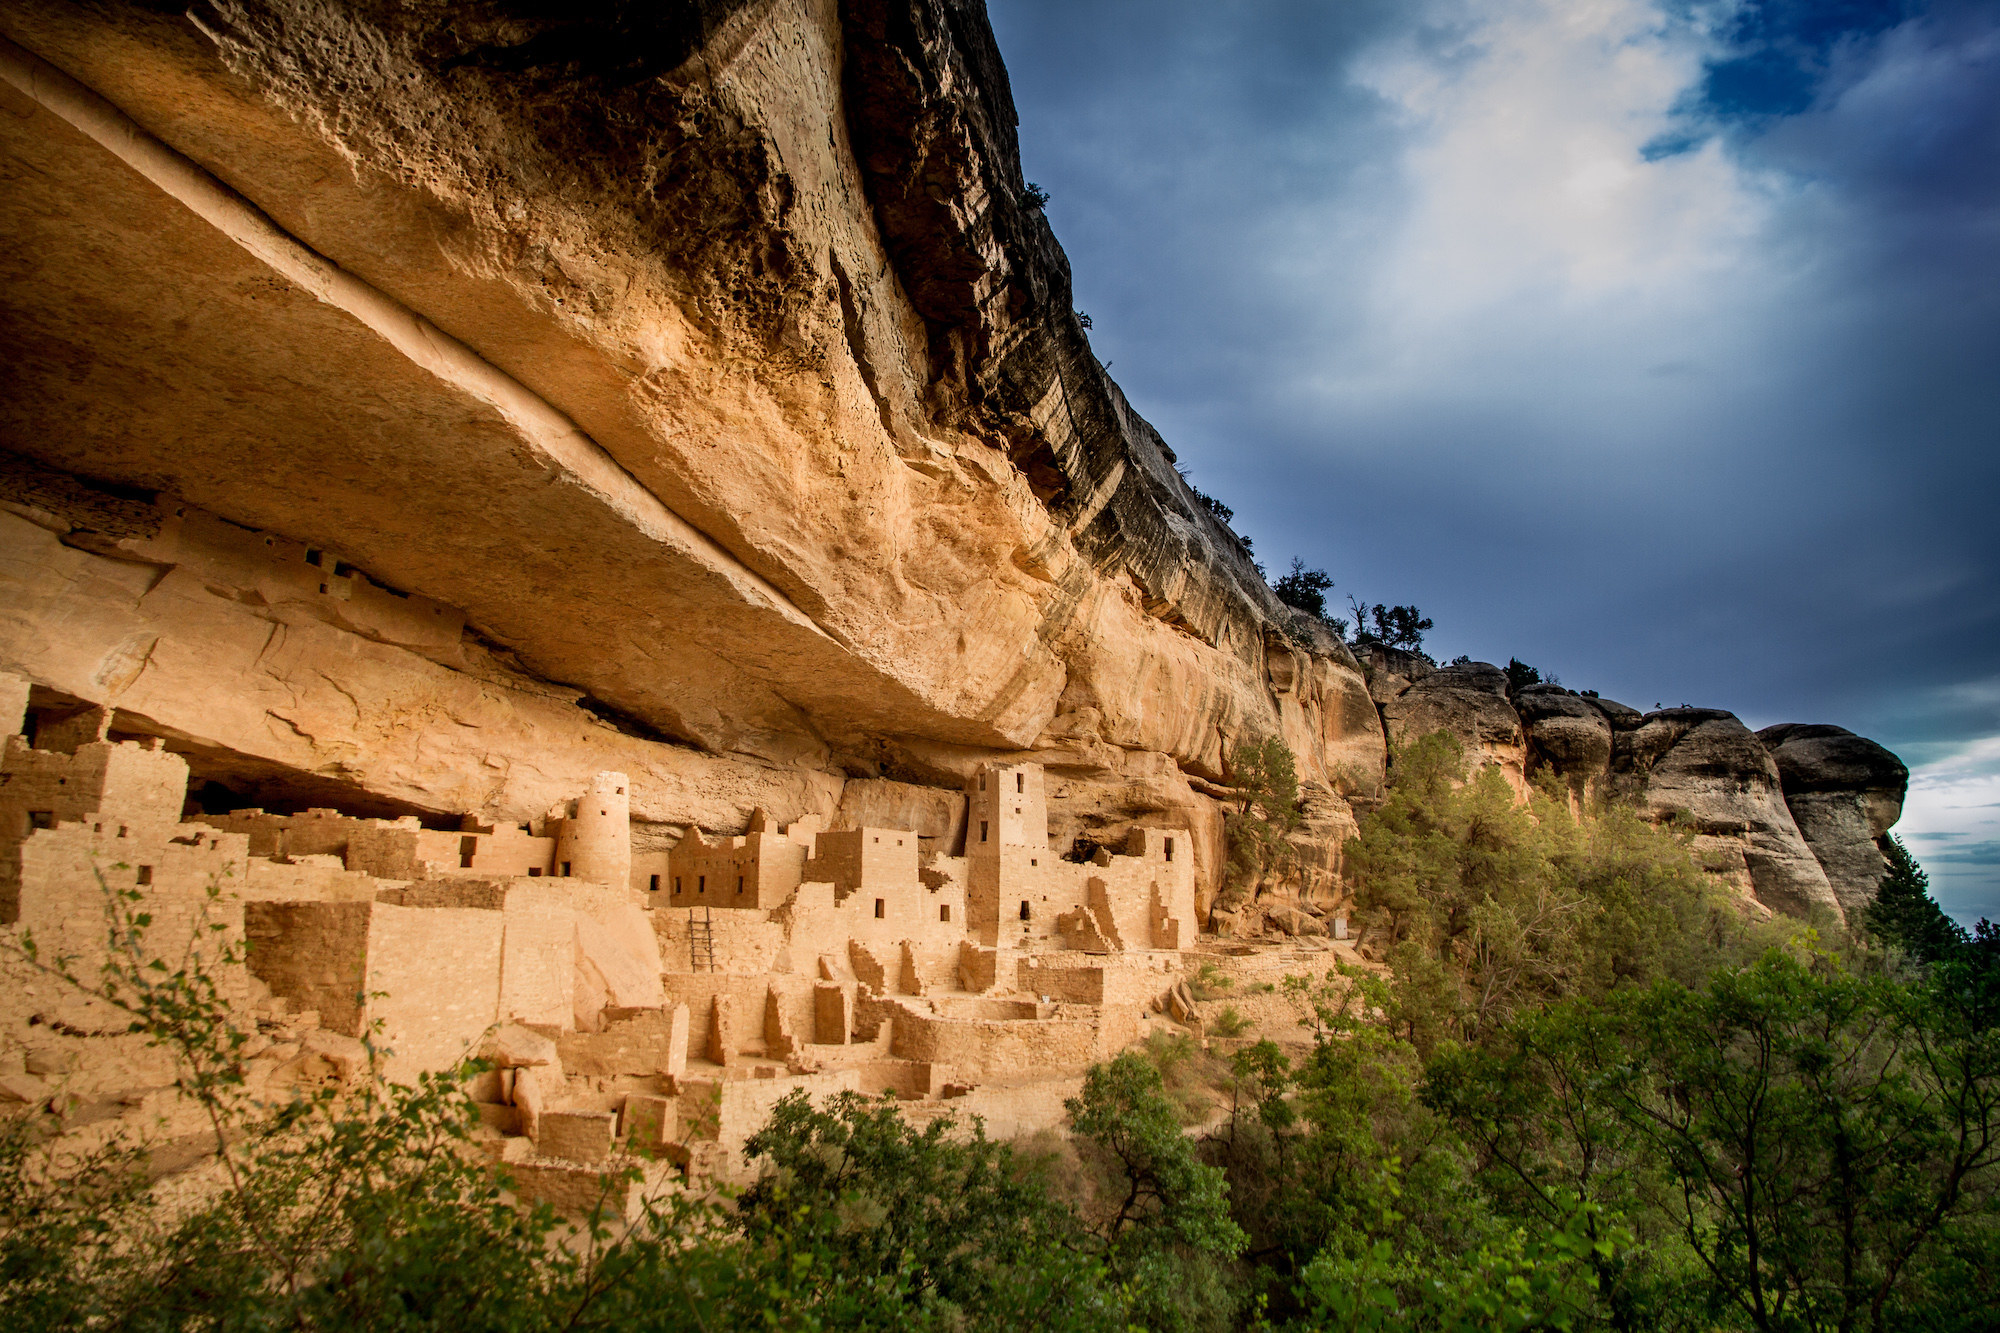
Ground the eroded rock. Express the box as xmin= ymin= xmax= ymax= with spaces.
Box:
xmin=1758 ymin=724 xmax=1909 ymax=917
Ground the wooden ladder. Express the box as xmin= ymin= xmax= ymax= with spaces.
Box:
xmin=688 ymin=906 xmax=716 ymax=973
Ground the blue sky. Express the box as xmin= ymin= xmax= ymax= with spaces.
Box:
xmin=985 ymin=0 xmax=2000 ymax=925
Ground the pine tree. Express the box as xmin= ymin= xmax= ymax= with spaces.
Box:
xmin=1863 ymin=835 xmax=1968 ymax=964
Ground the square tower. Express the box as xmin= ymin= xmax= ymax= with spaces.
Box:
xmin=965 ymin=762 xmax=1049 ymax=856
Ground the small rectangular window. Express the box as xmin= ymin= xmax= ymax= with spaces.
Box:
xmin=305 ymin=548 xmax=322 ymax=566
xmin=874 ymin=898 xmax=885 ymax=919
xmin=940 ymin=905 xmax=951 ymax=923
xmin=978 ymin=774 xmax=986 ymax=791
xmin=562 ymin=861 xmax=572 ymax=877
xmin=737 ymin=875 xmax=744 ymax=893
xmin=649 ymin=874 xmax=661 ymax=892
xmin=1016 ymin=772 xmax=1024 ymax=793
xmin=674 ymin=877 xmax=682 ymax=893
xmin=459 ymin=835 xmax=477 ymax=869
xmin=27 ymin=811 xmax=53 ymax=831
xmin=980 ymin=821 xmax=988 ymax=843
xmin=698 ymin=875 xmax=706 ymax=893
xmin=136 ymin=866 xmax=153 ymax=886
xmin=1165 ymin=837 xmax=1175 ymax=863
xmin=1031 ymin=858 xmax=1037 ymax=866
xmin=528 ymin=868 xmax=543 ymax=877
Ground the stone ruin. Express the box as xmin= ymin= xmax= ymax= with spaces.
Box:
xmin=0 ymin=673 xmax=1200 ymax=1211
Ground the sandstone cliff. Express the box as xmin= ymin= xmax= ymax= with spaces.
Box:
xmin=0 ymin=0 xmax=1901 ymax=924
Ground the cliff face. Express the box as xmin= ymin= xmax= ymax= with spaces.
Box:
xmin=0 ymin=0 xmax=1898 ymax=920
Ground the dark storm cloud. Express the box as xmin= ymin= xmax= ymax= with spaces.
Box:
xmin=985 ymin=0 xmax=2000 ymax=921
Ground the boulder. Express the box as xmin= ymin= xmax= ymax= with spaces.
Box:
xmin=1514 ymin=685 xmax=1612 ymax=792
xmin=1350 ymin=643 xmax=1436 ymax=704
xmin=1614 ymin=710 xmax=1839 ymax=920
xmin=1757 ymin=725 xmax=1909 ymax=917
xmin=1265 ymin=905 xmax=1327 ymax=938
xmin=484 ymin=1023 xmax=560 ymax=1072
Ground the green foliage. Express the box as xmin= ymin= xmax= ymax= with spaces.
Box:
xmin=1425 ymin=950 xmax=2000 ymax=1332
xmin=1297 ymin=1201 xmax=1628 ymax=1332
xmin=1067 ymin=1052 xmax=1248 ymax=1330
xmin=1344 ymin=732 xmax=1772 ymax=1050
xmin=1866 ymin=834 xmax=1972 ymax=965
xmin=1191 ymin=960 xmax=1236 ymax=1000
xmin=737 ymin=1090 xmax=1117 ymax=1329
xmin=1226 ymin=737 xmax=1305 ymax=900
xmin=1503 ymin=658 xmax=1557 ymax=693
xmin=1349 ymin=599 xmax=1435 ymax=651
xmin=1274 ymin=559 xmax=1335 ymax=619
xmin=1212 ymin=1006 xmax=1251 ymax=1038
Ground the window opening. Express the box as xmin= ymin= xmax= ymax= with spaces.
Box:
xmin=980 ymin=821 xmax=988 ymax=843
xmin=528 ymin=868 xmax=543 ymax=877
xmin=459 ymin=835 xmax=477 ymax=869
xmin=561 ymin=861 xmax=572 ymax=877
xmin=698 ymin=875 xmax=706 ymax=894
xmin=649 ymin=874 xmax=660 ymax=892
xmin=305 ymin=549 xmax=322 ymax=566
xmin=1016 ymin=773 xmax=1024 ymax=793
xmin=136 ymin=866 xmax=153 ymax=886
xmin=1165 ymin=837 xmax=1175 ymax=862
xmin=737 ymin=875 xmax=744 ymax=893
xmin=1019 ymin=901 xmax=1031 ymax=921
xmin=27 ymin=811 xmax=53 ymax=831
xmin=940 ymin=905 xmax=951 ymax=923
xmin=874 ymin=898 xmax=885 ymax=919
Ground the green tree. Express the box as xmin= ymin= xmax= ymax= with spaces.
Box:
xmin=1865 ymin=835 xmax=1969 ymax=966
xmin=1275 ymin=559 xmax=1335 ymax=619
xmin=1067 ymin=1052 xmax=1248 ymax=1330
xmin=1349 ymin=600 xmax=1435 ymax=651
xmin=735 ymin=1090 xmax=1116 ymax=1330
xmin=1225 ymin=736 xmax=1305 ymax=901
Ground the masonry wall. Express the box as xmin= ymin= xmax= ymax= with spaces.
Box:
xmin=244 ymin=900 xmax=373 ymax=1034
xmin=364 ymin=902 xmax=504 ymax=1079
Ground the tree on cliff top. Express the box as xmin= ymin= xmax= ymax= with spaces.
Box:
xmin=1348 ymin=598 xmax=1433 ymax=652
xmin=1274 ymin=559 xmax=1334 ymax=619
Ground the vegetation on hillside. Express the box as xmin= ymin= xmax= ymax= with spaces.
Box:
xmin=5 ymin=737 xmax=1995 ymax=1330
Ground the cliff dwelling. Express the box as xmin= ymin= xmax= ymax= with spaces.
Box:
xmin=0 ymin=0 xmax=1913 ymax=1221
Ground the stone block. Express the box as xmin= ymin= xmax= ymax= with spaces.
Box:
xmin=623 ymin=1093 xmax=675 ymax=1153
xmin=484 ymin=1023 xmax=559 ymax=1070
xmin=665 ymin=1003 xmax=689 ymax=1079
xmin=537 ymin=1109 xmax=618 ymax=1163
xmin=706 ymin=994 xmax=733 ymax=1066
xmin=813 ymin=982 xmax=850 ymax=1045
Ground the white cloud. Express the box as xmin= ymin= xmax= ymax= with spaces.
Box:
xmin=1899 ymin=730 xmax=2000 ymax=925
xmin=1316 ymin=0 xmax=1796 ymax=417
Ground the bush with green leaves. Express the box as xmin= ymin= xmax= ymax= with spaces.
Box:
xmin=1343 ymin=731 xmax=1778 ymax=1049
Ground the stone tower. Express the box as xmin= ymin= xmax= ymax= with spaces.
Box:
xmin=556 ymin=771 xmax=630 ymax=890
